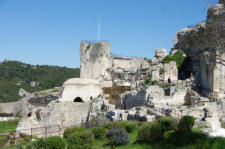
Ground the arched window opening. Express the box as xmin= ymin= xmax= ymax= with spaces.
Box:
xmin=74 ymin=97 xmax=83 ymax=102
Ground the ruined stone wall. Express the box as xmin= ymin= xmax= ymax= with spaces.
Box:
xmin=0 ymin=97 xmax=28 ymax=115
xmin=80 ymin=42 xmax=112 ymax=79
xmin=163 ymin=61 xmax=178 ymax=83
xmin=112 ymin=57 xmax=148 ymax=69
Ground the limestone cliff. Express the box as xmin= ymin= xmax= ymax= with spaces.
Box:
xmin=174 ymin=1 xmax=225 ymax=94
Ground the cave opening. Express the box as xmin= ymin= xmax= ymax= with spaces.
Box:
xmin=178 ymin=57 xmax=194 ymax=80
xmin=74 ymin=97 xmax=83 ymax=102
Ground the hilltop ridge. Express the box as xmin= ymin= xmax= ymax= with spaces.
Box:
xmin=0 ymin=60 xmax=80 ymax=103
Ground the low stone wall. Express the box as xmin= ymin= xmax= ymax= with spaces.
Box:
xmin=0 ymin=98 xmax=27 ymax=115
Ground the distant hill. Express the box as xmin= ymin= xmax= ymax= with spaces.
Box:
xmin=0 ymin=60 xmax=80 ymax=103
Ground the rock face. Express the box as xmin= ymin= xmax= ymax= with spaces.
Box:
xmin=174 ymin=3 xmax=225 ymax=94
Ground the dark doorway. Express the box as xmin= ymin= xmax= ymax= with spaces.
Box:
xmin=74 ymin=97 xmax=83 ymax=102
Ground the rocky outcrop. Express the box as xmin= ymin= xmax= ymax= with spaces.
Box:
xmin=152 ymin=49 xmax=167 ymax=64
xmin=18 ymin=88 xmax=30 ymax=97
xmin=174 ymin=2 xmax=225 ymax=94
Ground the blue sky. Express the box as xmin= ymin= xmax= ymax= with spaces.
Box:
xmin=0 ymin=0 xmax=218 ymax=68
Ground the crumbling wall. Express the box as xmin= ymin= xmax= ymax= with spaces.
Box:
xmin=80 ymin=42 xmax=112 ymax=79
xmin=164 ymin=61 xmax=178 ymax=83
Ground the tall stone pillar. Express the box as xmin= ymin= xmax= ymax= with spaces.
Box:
xmin=80 ymin=42 xmax=112 ymax=79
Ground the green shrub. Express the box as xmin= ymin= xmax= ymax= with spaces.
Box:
xmin=125 ymin=122 xmax=137 ymax=133
xmin=148 ymin=121 xmax=164 ymax=143
xmin=138 ymin=123 xmax=151 ymax=143
xmin=138 ymin=118 xmax=175 ymax=144
xmin=63 ymin=126 xmax=86 ymax=139
xmin=66 ymin=130 xmax=94 ymax=149
xmin=90 ymin=126 xmax=106 ymax=139
xmin=106 ymin=121 xmax=137 ymax=133
xmin=158 ymin=117 xmax=176 ymax=132
xmin=32 ymin=138 xmax=46 ymax=149
xmin=16 ymin=144 xmax=23 ymax=149
xmin=45 ymin=136 xmax=66 ymax=149
xmin=25 ymin=144 xmax=32 ymax=149
xmin=162 ymin=50 xmax=186 ymax=69
xmin=177 ymin=116 xmax=195 ymax=134
xmin=212 ymin=137 xmax=225 ymax=149
xmin=104 ymin=122 xmax=123 ymax=130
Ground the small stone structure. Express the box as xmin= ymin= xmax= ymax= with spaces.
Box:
xmin=60 ymin=78 xmax=102 ymax=102
xmin=164 ymin=61 xmax=178 ymax=83
xmin=150 ymin=50 xmax=178 ymax=83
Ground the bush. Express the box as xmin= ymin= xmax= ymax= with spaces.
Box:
xmin=177 ymin=116 xmax=195 ymax=134
xmin=148 ymin=121 xmax=164 ymax=143
xmin=138 ymin=118 xmax=175 ymax=144
xmin=138 ymin=123 xmax=151 ymax=143
xmin=63 ymin=126 xmax=86 ymax=139
xmin=106 ymin=128 xmax=129 ymax=146
xmin=158 ymin=117 xmax=176 ymax=132
xmin=16 ymin=144 xmax=23 ymax=149
xmin=25 ymin=144 xmax=32 ymax=149
xmin=125 ymin=122 xmax=137 ymax=133
xmin=116 ymin=121 xmax=137 ymax=133
xmin=162 ymin=50 xmax=186 ymax=69
xmin=66 ymin=130 xmax=94 ymax=149
xmin=45 ymin=136 xmax=66 ymax=149
xmin=90 ymin=126 xmax=106 ymax=139
xmin=104 ymin=122 xmax=123 ymax=130
xmin=212 ymin=137 xmax=225 ymax=149
xmin=32 ymin=138 xmax=46 ymax=149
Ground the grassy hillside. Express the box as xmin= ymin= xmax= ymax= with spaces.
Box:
xmin=0 ymin=60 xmax=80 ymax=103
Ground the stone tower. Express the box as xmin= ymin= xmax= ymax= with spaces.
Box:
xmin=80 ymin=41 xmax=112 ymax=79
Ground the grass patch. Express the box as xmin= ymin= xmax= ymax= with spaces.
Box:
xmin=0 ymin=135 xmax=8 ymax=147
xmin=0 ymin=120 xmax=19 ymax=133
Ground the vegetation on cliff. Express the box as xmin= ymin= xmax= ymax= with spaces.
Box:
xmin=0 ymin=60 xmax=80 ymax=103
xmin=162 ymin=51 xmax=186 ymax=69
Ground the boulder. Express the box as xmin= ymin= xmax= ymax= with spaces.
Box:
xmin=184 ymin=89 xmax=200 ymax=106
xmin=18 ymin=88 xmax=30 ymax=97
